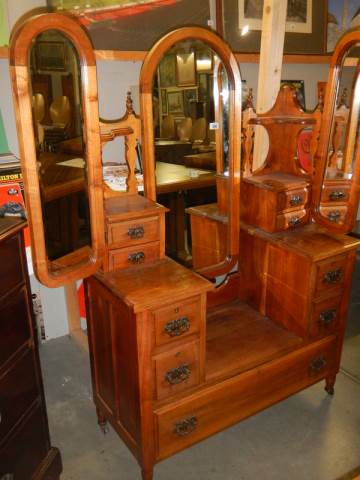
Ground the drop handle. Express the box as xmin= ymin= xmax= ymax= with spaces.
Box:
xmin=128 ymin=251 xmax=145 ymax=264
xmin=164 ymin=316 xmax=190 ymax=337
xmin=309 ymin=356 xmax=327 ymax=374
xmin=289 ymin=195 xmax=303 ymax=206
xmin=288 ymin=216 xmax=301 ymax=227
xmin=319 ymin=309 xmax=337 ymax=326
xmin=323 ymin=268 xmax=342 ymax=284
xmin=329 ymin=190 xmax=345 ymax=201
xmin=327 ymin=210 xmax=341 ymax=223
xmin=127 ymin=226 xmax=144 ymax=239
xmin=174 ymin=416 xmax=197 ymax=436
xmin=165 ymin=363 xmax=191 ymax=385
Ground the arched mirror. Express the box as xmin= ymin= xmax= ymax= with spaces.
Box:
xmin=10 ymin=12 xmax=104 ymax=287
xmin=140 ymin=27 xmax=241 ymax=279
xmin=312 ymin=28 xmax=360 ymax=233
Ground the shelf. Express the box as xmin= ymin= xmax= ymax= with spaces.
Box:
xmin=206 ymin=300 xmax=303 ymax=383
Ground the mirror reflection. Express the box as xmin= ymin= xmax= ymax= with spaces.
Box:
xmin=321 ymin=44 xmax=360 ymax=224
xmin=152 ymin=40 xmax=230 ymax=267
xmin=29 ymin=30 xmax=90 ymax=260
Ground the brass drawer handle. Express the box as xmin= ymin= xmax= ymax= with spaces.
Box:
xmin=309 ymin=356 xmax=327 ymax=374
xmin=319 ymin=309 xmax=337 ymax=326
xmin=127 ymin=226 xmax=144 ymax=239
xmin=288 ymin=216 xmax=301 ymax=227
xmin=289 ymin=195 xmax=303 ymax=206
xmin=128 ymin=251 xmax=145 ymax=264
xmin=165 ymin=363 xmax=191 ymax=385
xmin=323 ymin=268 xmax=342 ymax=284
xmin=329 ymin=190 xmax=345 ymax=201
xmin=174 ymin=416 xmax=197 ymax=436
xmin=164 ymin=316 xmax=190 ymax=337
xmin=327 ymin=210 xmax=341 ymax=223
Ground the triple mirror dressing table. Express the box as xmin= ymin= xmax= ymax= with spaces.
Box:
xmin=9 ymin=12 xmax=360 ymax=480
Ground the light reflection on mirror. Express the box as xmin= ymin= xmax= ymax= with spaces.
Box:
xmin=29 ymin=30 xmax=90 ymax=261
xmin=321 ymin=44 xmax=360 ymax=224
xmin=152 ymin=39 xmax=230 ymax=267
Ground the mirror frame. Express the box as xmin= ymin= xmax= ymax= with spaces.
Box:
xmin=312 ymin=27 xmax=360 ymax=233
xmin=139 ymin=26 xmax=242 ymax=278
xmin=10 ymin=12 xmax=104 ymax=287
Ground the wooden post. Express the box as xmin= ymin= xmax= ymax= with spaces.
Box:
xmin=253 ymin=0 xmax=287 ymax=170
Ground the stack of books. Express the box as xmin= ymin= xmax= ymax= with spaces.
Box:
xmin=0 ymin=153 xmax=26 ymax=220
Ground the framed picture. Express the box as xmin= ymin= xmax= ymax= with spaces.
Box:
xmin=167 ymin=91 xmax=184 ymax=115
xmin=239 ymin=0 xmax=312 ymax=34
xmin=176 ymin=52 xmax=196 ymax=87
xmin=222 ymin=0 xmax=327 ymax=54
xmin=159 ymin=54 xmax=176 ymax=88
xmin=183 ymin=88 xmax=198 ymax=117
xmin=281 ymin=80 xmax=306 ymax=109
xmin=36 ymin=41 xmax=66 ymax=71
xmin=160 ymin=89 xmax=168 ymax=115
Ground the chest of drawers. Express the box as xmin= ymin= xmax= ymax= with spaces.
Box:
xmin=0 ymin=218 xmax=62 ymax=480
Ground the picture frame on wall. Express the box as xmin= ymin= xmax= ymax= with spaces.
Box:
xmin=36 ymin=41 xmax=66 ymax=71
xmin=222 ymin=0 xmax=327 ymax=54
xmin=176 ymin=51 xmax=196 ymax=87
xmin=167 ymin=90 xmax=184 ymax=115
xmin=183 ymin=88 xmax=198 ymax=117
xmin=159 ymin=54 xmax=176 ymax=88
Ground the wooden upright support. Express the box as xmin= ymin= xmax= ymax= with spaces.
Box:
xmin=253 ymin=0 xmax=287 ymax=170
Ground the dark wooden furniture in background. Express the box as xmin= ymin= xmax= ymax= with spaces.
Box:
xmin=0 ymin=217 xmax=62 ymax=479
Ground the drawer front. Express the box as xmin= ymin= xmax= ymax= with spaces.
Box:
xmin=276 ymin=209 xmax=309 ymax=231
xmin=321 ymin=183 xmax=350 ymax=204
xmin=108 ymin=242 xmax=160 ymax=270
xmin=277 ymin=188 xmax=309 ymax=211
xmin=0 ymin=234 xmax=24 ymax=298
xmin=314 ymin=255 xmax=347 ymax=298
xmin=107 ymin=216 xmax=159 ymax=248
xmin=153 ymin=296 xmax=201 ymax=347
xmin=0 ymin=349 xmax=39 ymax=443
xmin=0 ymin=287 xmax=32 ymax=366
xmin=0 ymin=405 xmax=48 ymax=480
xmin=154 ymin=341 xmax=200 ymax=401
xmin=310 ymin=296 xmax=342 ymax=339
xmin=155 ymin=336 xmax=335 ymax=460
xmin=319 ymin=206 xmax=347 ymax=225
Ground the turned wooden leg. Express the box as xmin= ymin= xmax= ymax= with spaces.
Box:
xmin=141 ymin=468 xmax=153 ymax=480
xmin=96 ymin=407 xmax=109 ymax=434
xmin=325 ymin=374 xmax=336 ymax=395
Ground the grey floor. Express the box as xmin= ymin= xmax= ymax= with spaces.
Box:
xmin=40 ymin=256 xmax=360 ymax=480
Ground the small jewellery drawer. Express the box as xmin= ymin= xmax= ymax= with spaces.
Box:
xmin=107 ymin=216 xmax=159 ymax=248
xmin=154 ymin=341 xmax=200 ymax=401
xmin=0 ymin=234 xmax=24 ymax=299
xmin=276 ymin=209 xmax=309 ymax=231
xmin=0 ymin=286 xmax=31 ymax=366
xmin=153 ymin=296 xmax=201 ymax=347
xmin=320 ymin=206 xmax=347 ymax=225
xmin=0 ymin=349 xmax=38 ymax=442
xmin=321 ymin=183 xmax=350 ymax=203
xmin=277 ymin=188 xmax=309 ymax=211
xmin=108 ymin=242 xmax=160 ymax=270
xmin=310 ymin=296 xmax=342 ymax=339
xmin=154 ymin=336 xmax=335 ymax=460
xmin=314 ymin=255 xmax=347 ymax=298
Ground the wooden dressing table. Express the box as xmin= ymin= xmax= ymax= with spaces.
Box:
xmin=9 ymin=13 xmax=360 ymax=480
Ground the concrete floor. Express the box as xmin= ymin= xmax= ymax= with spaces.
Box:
xmin=40 ymin=257 xmax=360 ymax=480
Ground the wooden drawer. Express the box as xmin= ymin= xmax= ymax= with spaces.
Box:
xmin=0 ymin=234 xmax=24 ymax=298
xmin=108 ymin=241 xmax=160 ymax=270
xmin=310 ymin=296 xmax=342 ymax=339
xmin=0 ymin=404 xmax=48 ymax=480
xmin=320 ymin=206 xmax=347 ymax=225
xmin=276 ymin=209 xmax=309 ymax=231
xmin=0 ymin=286 xmax=32 ymax=366
xmin=321 ymin=183 xmax=350 ymax=204
xmin=153 ymin=296 xmax=201 ymax=347
xmin=277 ymin=187 xmax=309 ymax=211
xmin=154 ymin=341 xmax=200 ymax=401
xmin=107 ymin=215 xmax=160 ymax=248
xmin=155 ymin=336 xmax=336 ymax=460
xmin=314 ymin=255 xmax=347 ymax=298
xmin=0 ymin=349 xmax=38 ymax=443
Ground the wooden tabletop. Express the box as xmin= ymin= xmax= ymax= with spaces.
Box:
xmin=155 ymin=161 xmax=216 ymax=194
xmin=183 ymin=151 xmax=216 ymax=170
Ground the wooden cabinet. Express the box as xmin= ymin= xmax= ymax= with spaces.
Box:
xmin=0 ymin=217 xmax=62 ymax=480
